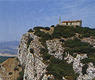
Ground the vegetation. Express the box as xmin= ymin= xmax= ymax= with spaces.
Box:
xmin=47 ymin=56 xmax=77 ymax=80
xmin=52 ymin=25 xmax=95 ymax=38
xmin=40 ymin=48 xmax=51 ymax=61
xmin=28 ymin=29 xmax=33 ymax=32
xmin=30 ymin=48 xmax=34 ymax=53
xmin=33 ymin=25 xmax=95 ymax=41
xmin=81 ymin=55 xmax=95 ymax=65
xmin=14 ymin=67 xmax=19 ymax=71
xmin=9 ymin=72 xmax=13 ymax=75
xmin=32 ymin=25 xmax=95 ymax=80
xmin=34 ymin=27 xmax=52 ymax=40
xmin=82 ymin=64 xmax=88 ymax=75
xmin=92 ymin=78 xmax=95 ymax=80
xmin=63 ymin=37 xmax=95 ymax=66
xmin=52 ymin=25 xmax=75 ymax=38
xmin=34 ymin=26 xmax=52 ymax=48
xmin=17 ymin=69 xmax=24 ymax=80
xmin=0 ymin=56 xmax=10 ymax=63
xmin=64 ymin=38 xmax=95 ymax=56
xmin=44 ymin=27 xmax=50 ymax=30
xmin=27 ymin=37 xmax=33 ymax=48
xmin=75 ymin=27 xmax=95 ymax=38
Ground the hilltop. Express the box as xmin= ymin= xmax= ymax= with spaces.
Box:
xmin=0 ymin=25 xmax=95 ymax=80
xmin=17 ymin=24 xmax=95 ymax=80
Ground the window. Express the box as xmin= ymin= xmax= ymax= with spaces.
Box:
xmin=66 ymin=22 xmax=68 ymax=25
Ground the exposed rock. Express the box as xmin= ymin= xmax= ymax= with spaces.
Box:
xmin=82 ymin=37 xmax=95 ymax=47
xmin=46 ymin=39 xmax=64 ymax=60
xmin=17 ymin=28 xmax=95 ymax=80
xmin=18 ymin=32 xmax=48 ymax=80
xmin=42 ymin=74 xmax=54 ymax=80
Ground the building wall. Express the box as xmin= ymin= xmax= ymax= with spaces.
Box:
xmin=61 ymin=21 xmax=82 ymax=27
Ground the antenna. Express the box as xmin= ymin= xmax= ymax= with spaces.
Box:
xmin=59 ymin=16 xmax=61 ymax=24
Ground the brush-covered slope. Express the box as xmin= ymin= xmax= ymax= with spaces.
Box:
xmin=18 ymin=25 xmax=95 ymax=80
xmin=0 ymin=57 xmax=23 ymax=80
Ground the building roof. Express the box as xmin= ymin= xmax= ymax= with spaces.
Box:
xmin=62 ymin=20 xmax=82 ymax=23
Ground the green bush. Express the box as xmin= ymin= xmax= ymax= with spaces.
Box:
xmin=64 ymin=38 xmax=91 ymax=48
xmin=40 ymin=48 xmax=51 ymax=61
xmin=27 ymin=37 xmax=33 ymax=48
xmin=52 ymin=25 xmax=75 ymax=38
xmin=82 ymin=64 xmax=88 ymax=75
xmin=81 ymin=55 xmax=95 ymax=65
xmin=28 ymin=29 xmax=33 ymax=32
xmin=33 ymin=26 xmax=44 ymax=31
xmin=34 ymin=29 xmax=52 ymax=40
xmin=33 ymin=25 xmax=95 ymax=40
xmin=75 ymin=27 xmax=95 ymax=38
xmin=44 ymin=27 xmax=50 ymax=30
xmin=17 ymin=70 xmax=24 ymax=80
xmin=64 ymin=38 xmax=95 ymax=55
xmin=9 ymin=72 xmax=13 ymax=75
xmin=47 ymin=57 xmax=77 ymax=80
xmin=30 ymin=48 xmax=34 ymax=53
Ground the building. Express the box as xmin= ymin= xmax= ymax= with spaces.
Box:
xmin=61 ymin=20 xmax=82 ymax=27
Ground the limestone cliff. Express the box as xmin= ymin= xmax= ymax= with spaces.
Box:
xmin=18 ymin=25 xmax=95 ymax=80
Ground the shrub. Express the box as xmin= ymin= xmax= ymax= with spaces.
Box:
xmin=75 ymin=27 xmax=95 ymax=38
xmin=64 ymin=38 xmax=95 ymax=55
xmin=40 ymin=48 xmax=51 ymax=61
xmin=33 ymin=26 xmax=44 ymax=31
xmin=81 ymin=55 xmax=95 ymax=65
xmin=52 ymin=25 xmax=75 ymax=38
xmin=34 ymin=29 xmax=52 ymax=40
xmin=18 ymin=64 xmax=22 ymax=67
xmin=14 ymin=67 xmax=19 ymax=71
xmin=82 ymin=64 xmax=88 ymax=75
xmin=64 ymin=38 xmax=91 ymax=48
xmin=30 ymin=48 xmax=34 ymax=53
xmin=9 ymin=72 xmax=13 ymax=75
xmin=51 ymin=25 xmax=55 ymax=27
xmin=17 ymin=70 xmax=24 ymax=80
xmin=47 ymin=57 xmax=77 ymax=80
xmin=44 ymin=27 xmax=50 ymax=30
xmin=28 ymin=29 xmax=33 ymax=32
xmin=27 ymin=37 xmax=33 ymax=48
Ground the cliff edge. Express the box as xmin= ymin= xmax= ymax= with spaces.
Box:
xmin=18 ymin=25 xmax=95 ymax=80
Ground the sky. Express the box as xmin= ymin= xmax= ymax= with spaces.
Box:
xmin=0 ymin=0 xmax=95 ymax=42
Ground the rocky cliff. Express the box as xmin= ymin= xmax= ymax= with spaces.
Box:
xmin=18 ymin=25 xmax=95 ymax=80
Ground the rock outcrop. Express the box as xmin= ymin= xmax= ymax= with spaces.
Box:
xmin=18 ymin=26 xmax=95 ymax=80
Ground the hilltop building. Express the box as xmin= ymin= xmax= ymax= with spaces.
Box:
xmin=59 ymin=18 xmax=82 ymax=27
xmin=62 ymin=20 xmax=82 ymax=27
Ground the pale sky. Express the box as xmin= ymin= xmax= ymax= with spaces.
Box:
xmin=0 ymin=0 xmax=95 ymax=42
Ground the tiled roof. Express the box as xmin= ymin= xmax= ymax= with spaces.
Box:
xmin=62 ymin=20 xmax=82 ymax=23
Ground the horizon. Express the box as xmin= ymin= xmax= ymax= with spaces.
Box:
xmin=0 ymin=0 xmax=95 ymax=42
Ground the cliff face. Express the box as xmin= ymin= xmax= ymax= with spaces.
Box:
xmin=18 ymin=26 xmax=95 ymax=80
xmin=18 ymin=33 xmax=48 ymax=80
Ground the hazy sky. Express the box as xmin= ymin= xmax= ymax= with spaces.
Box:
xmin=0 ymin=0 xmax=95 ymax=42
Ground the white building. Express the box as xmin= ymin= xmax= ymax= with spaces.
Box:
xmin=61 ymin=20 xmax=82 ymax=27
